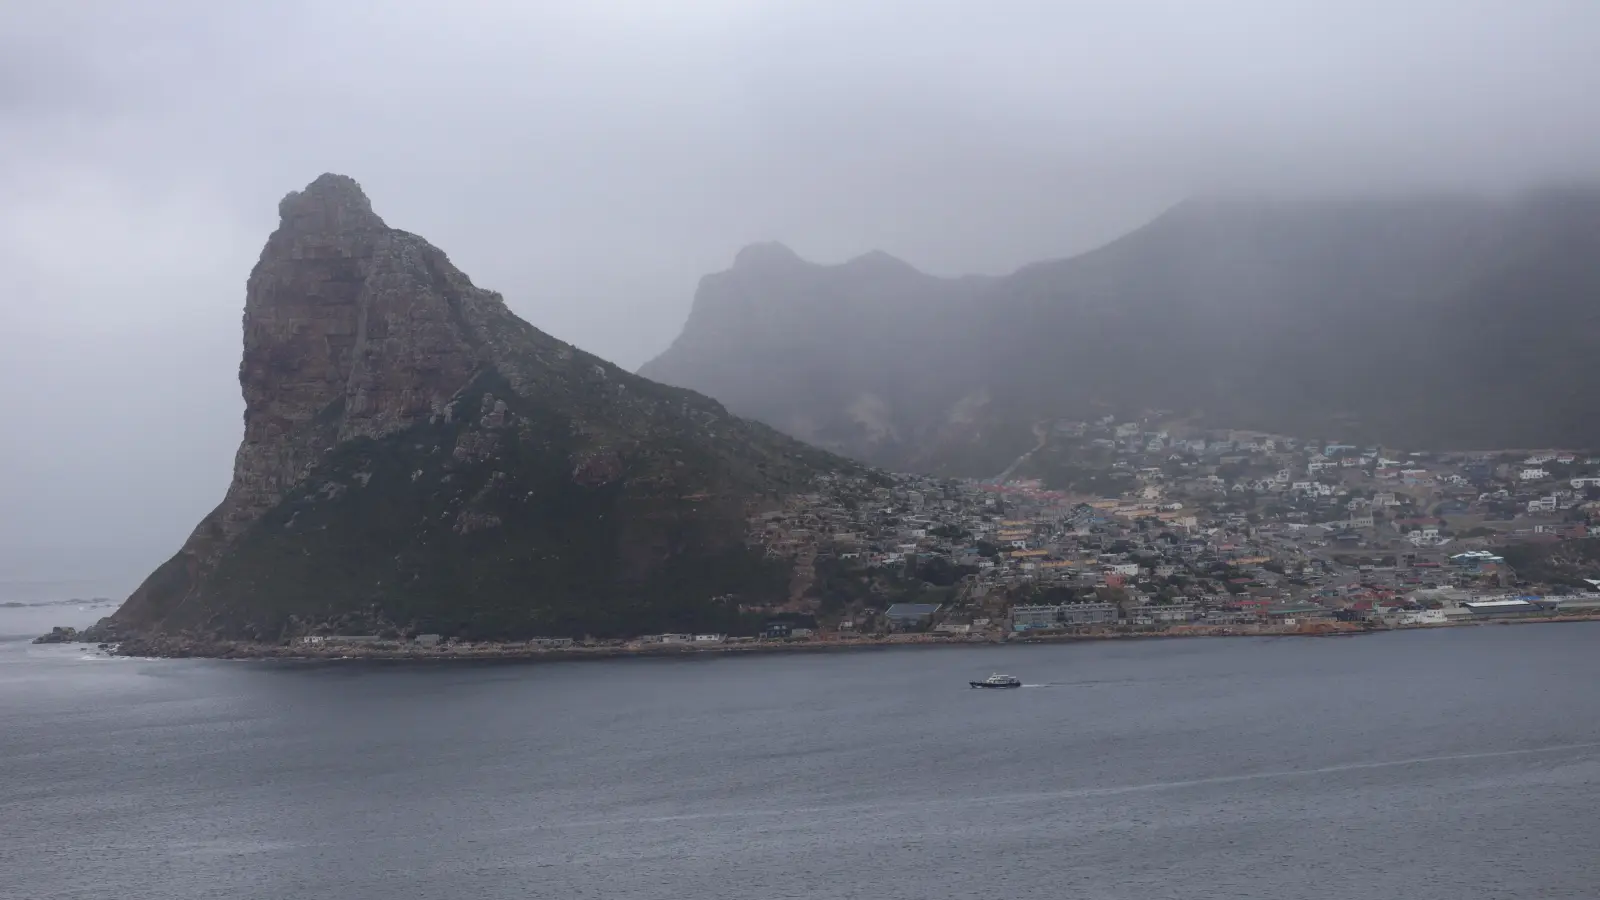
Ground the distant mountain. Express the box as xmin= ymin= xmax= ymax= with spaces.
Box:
xmin=639 ymin=242 xmax=1003 ymax=473
xmin=97 ymin=175 xmax=860 ymax=647
xmin=642 ymin=189 xmax=1600 ymax=474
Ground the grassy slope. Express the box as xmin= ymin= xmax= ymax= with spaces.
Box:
xmin=178 ymin=370 xmax=793 ymax=641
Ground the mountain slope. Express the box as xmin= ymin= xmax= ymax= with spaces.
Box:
xmin=101 ymin=175 xmax=857 ymax=644
xmin=639 ymin=244 xmax=1021 ymax=473
xmin=643 ymin=189 xmax=1600 ymax=474
xmin=992 ymin=190 xmax=1600 ymax=446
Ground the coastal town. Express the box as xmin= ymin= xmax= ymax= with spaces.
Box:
xmin=118 ymin=415 xmax=1600 ymax=659
xmin=716 ymin=416 xmax=1600 ymax=643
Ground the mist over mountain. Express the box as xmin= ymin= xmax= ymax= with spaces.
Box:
xmin=639 ymin=243 xmax=1000 ymax=472
xmin=643 ymin=187 xmax=1600 ymax=475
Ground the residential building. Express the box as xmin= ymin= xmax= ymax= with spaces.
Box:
xmin=1058 ymin=601 xmax=1120 ymax=626
xmin=1010 ymin=604 xmax=1059 ymax=629
xmin=884 ymin=603 xmax=942 ymax=630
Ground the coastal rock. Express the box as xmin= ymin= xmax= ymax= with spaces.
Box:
xmin=98 ymin=174 xmax=859 ymax=646
xmin=32 ymin=626 xmax=79 ymax=644
xmin=77 ymin=620 xmax=130 ymax=644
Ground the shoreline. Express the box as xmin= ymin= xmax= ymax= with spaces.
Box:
xmin=58 ymin=614 xmax=1600 ymax=663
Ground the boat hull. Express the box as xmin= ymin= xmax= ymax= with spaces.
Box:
xmin=970 ymin=681 xmax=1022 ymax=689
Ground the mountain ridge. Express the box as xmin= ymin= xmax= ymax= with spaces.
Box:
xmin=640 ymin=237 xmax=1004 ymax=472
xmin=642 ymin=187 xmax=1600 ymax=475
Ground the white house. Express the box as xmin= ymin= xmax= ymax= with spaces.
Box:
xmin=1408 ymin=528 xmax=1446 ymax=547
xmin=1521 ymin=468 xmax=1551 ymax=481
xmin=1400 ymin=609 xmax=1448 ymax=626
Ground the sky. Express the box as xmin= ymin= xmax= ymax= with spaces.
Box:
xmin=3 ymin=0 xmax=1599 ymax=593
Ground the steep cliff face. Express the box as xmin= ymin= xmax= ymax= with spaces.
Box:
xmin=104 ymin=175 xmax=852 ymax=642
xmin=221 ymin=175 xmax=483 ymax=540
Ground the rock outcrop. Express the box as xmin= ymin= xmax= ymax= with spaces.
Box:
xmin=99 ymin=175 xmax=855 ymax=644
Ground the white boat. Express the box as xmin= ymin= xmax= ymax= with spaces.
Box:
xmin=969 ymin=673 xmax=1022 ymax=689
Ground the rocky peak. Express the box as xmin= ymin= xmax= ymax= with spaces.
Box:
xmin=840 ymin=249 xmax=920 ymax=278
xmin=97 ymin=172 xmax=855 ymax=645
xmin=276 ymin=173 xmax=387 ymax=235
xmin=731 ymin=241 xmax=802 ymax=270
xmin=226 ymin=174 xmax=483 ymax=543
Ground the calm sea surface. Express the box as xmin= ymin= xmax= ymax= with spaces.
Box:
xmin=3 ymin=605 xmax=1597 ymax=900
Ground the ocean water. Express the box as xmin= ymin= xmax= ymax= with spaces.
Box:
xmin=2 ymin=609 xmax=1597 ymax=900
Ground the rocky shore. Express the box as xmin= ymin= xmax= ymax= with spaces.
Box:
xmin=37 ymin=620 xmax=1375 ymax=662
xmin=34 ymin=613 xmax=1600 ymax=663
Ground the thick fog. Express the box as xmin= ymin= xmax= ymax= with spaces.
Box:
xmin=3 ymin=0 xmax=1598 ymax=594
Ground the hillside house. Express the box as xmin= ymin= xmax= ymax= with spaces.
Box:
xmin=884 ymin=603 xmax=942 ymax=630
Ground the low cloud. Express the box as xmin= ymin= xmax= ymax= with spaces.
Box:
xmin=3 ymin=0 xmax=1597 ymax=587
